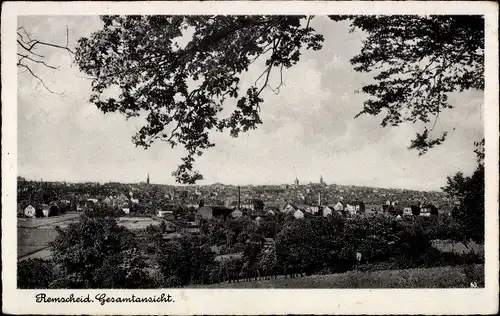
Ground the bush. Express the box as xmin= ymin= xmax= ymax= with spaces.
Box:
xmin=18 ymin=259 xmax=55 ymax=289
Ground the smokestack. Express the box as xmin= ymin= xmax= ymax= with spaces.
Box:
xmin=238 ymin=186 xmax=241 ymax=210
xmin=318 ymin=192 xmax=321 ymax=207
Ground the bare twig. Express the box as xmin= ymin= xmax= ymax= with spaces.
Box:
xmin=17 ymin=53 xmax=59 ymax=69
xmin=17 ymin=63 xmax=62 ymax=95
xmin=17 ymin=25 xmax=75 ymax=94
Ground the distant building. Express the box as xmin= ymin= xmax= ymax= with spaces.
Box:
xmin=196 ymin=205 xmax=233 ymax=221
xmin=420 ymin=204 xmax=438 ymax=217
xmin=293 ymin=209 xmax=305 ymax=219
xmin=403 ymin=207 xmax=413 ymax=216
xmin=157 ymin=210 xmax=174 ymax=219
xmin=333 ymin=201 xmax=344 ymax=212
xmin=283 ymin=203 xmax=296 ymax=214
xmin=42 ymin=204 xmax=50 ymax=217
xmin=322 ymin=206 xmax=333 ymax=217
xmin=296 ymin=204 xmax=312 ymax=213
xmin=231 ymin=209 xmax=243 ymax=219
xmin=24 ymin=205 xmax=36 ymax=218
xmin=320 ymin=175 xmax=325 ymax=185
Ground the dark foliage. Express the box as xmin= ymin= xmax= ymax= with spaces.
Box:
xmin=75 ymin=15 xmax=483 ymax=183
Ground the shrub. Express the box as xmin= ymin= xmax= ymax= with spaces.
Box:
xmin=18 ymin=259 xmax=55 ymax=289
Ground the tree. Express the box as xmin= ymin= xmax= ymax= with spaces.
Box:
xmin=334 ymin=15 xmax=484 ymax=155
xmin=253 ymin=199 xmax=265 ymax=211
xmin=17 ymin=259 xmax=56 ymax=289
xmin=17 ymin=25 xmax=74 ymax=94
xmin=156 ymin=235 xmax=216 ymax=286
xmin=441 ymin=141 xmax=485 ymax=244
xmin=49 ymin=209 xmax=151 ymax=288
xmin=75 ymin=15 xmax=484 ymax=183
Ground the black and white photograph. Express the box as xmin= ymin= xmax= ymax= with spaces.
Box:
xmin=2 ymin=1 xmax=498 ymax=315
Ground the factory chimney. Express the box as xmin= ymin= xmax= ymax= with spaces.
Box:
xmin=238 ymin=186 xmax=241 ymax=210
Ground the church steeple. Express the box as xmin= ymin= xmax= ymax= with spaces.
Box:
xmin=146 ymin=173 xmax=150 ymax=184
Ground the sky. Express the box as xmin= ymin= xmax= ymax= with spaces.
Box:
xmin=16 ymin=15 xmax=484 ymax=191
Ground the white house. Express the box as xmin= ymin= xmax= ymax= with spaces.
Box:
xmin=122 ymin=208 xmax=131 ymax=214
xmin=309 ymin=206 xmax=319 ymax=214
xmin=157 ymin=210 xmax=173 ymax=218
xmin=130 ymin=198 xmax=140 ymax=204
xmin=42 ymin=204 xmax=50 ymax=217
xmin=403 ymin=207 xmax=413 ymax=216
xmin=333 ymin=201 xmax=344 ymax=211
xmin=297 ymin=205 xmax=312 ymax=213
xmin=293 ymin=209 xmax=304 ymax=219
xmin=345 ymin=204 xmax=357 ymax=216
xmin=231 ymin=209 xmax=243 ymax=219
xmin=322 ymin=206 xmax=333 ymax=217
xmin=24 ymin=205 xmax=36 ymax=218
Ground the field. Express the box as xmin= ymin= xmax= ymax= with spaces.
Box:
xmin=200 ymin=264 xmax=484 ymax=288
xmin=17 ymin=213 xmax=162 ymax=260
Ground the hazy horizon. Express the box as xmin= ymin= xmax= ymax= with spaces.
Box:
xmin=17 ymin=16 xmax=484 ymax=191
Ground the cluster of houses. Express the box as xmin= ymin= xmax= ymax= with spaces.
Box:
xmin=20 ymin=201 xmax=66 ymax=218
xmin=279 ymin=200 xmax=440 ymax=219
xmin=191 ymin=198 xmax=443 ymax=223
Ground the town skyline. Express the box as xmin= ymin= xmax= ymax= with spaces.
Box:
xmin=17 ymin=174 xmax=446 ymax=193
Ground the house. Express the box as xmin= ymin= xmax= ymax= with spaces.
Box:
xmin=255 ymin=216 xmax=263 ymax=225
xmin=229 ymin=201 xmax=238 ymax=208
xmin=231 ymin=209 xmax=243 ymax=219
xmin=197 ymin=206 xmax=213 ymax=220
xmin=122 ymin=207 xmax=131 ymax=214
xmin=322 ymin=206 xmax=333 ymax=217
xmin=309 ymin=206 xmax=319 ymax=214
xmin=403 ymin=207 xmax=413 ymax=216
xmin=265 ymin=209 xmax=276 ymax=216
xmin=196 ymin=205 xmax=233 ymax=221
xmin=157 ymin=210 xmax=174 ymax=219
xmin=293 ymin=209 xmax=305 ymax=219
xmin=130 ymin=198 xmax=140 ymax=204
xmin=24 ymin=205 xmax=36 ymax=218
xmin=333 ymin=201 xmax=344 ymax=212
xmin=296 ymin=204 xmax=312 ymax=213
xmin=420 ymin=204 xmax=438 ymax=217
xmin=345 ymin=204 xmax=357 ymax=216
xmin=42 ymin=204 xmax=50 ymax=217
xmin=282 ymin=203 xmax=296 ymax=214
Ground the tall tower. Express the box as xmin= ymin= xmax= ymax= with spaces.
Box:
xmin=295 ymin=177 xmax=299 ymax=186
xmin=237 ymin=186 xmax=241 ymax=210
xmin=146 ymin=173 xmax=150 ymax=185
xmin=320 ymin=175 xmax=325 ymax=185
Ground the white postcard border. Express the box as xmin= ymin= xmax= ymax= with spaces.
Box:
xmin=2 ymin=1 xmax=499 ymax=315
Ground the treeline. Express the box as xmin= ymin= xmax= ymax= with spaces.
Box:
xmin=18 ymin=207 xmax=483 ymax=289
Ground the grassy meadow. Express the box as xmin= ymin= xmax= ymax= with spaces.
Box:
xmin=201 ymin=264 xmax=484 ymax=288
